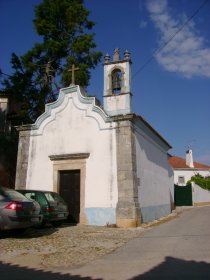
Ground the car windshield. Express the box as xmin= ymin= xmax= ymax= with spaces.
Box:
xmin=4 ymin=189 xmax=27 ymax=200
xmin=44 ymin=192 xmax=66 ymax=203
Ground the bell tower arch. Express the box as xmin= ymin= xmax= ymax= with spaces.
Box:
xmin=103 ymin=48 xmax=132 ymax=116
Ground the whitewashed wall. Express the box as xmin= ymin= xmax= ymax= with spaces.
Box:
xmin=192 ymin=182 xmax=210 ymax=205
xmin=26 ymin=86 xmax=118 ymax=225
xmin=0 ymin=97 xmax=8 ymax=112
xmin=135 ymin=126 xmax=174 ymax=223
xmin=174 ymin=169 xmax=210 ymax=186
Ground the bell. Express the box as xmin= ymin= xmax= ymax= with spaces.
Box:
xmin=112 ymin=71 xmax=121 ymax=91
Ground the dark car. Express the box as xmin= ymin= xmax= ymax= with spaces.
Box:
xmin=0 ymin=187 xmax=43 ymax=232
xmin=17 ymin=190 xmax=69 ymax=227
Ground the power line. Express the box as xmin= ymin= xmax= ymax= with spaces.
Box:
xmin=132 ymin=0 xmax=209 ymax=79
xmin=0 ymin=69 xmax=12 ymax=78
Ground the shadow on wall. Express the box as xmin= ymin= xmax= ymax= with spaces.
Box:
xmin=135 ymin=132 xmax=174 ymax=179
xmin=131 ymin=256 xmax=210 ymax=279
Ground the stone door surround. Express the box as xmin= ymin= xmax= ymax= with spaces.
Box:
xmin=49 ymin=153 xmax=89 ymax=224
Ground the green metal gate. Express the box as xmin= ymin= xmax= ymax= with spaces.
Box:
xmin=174 ymin=185 xmax=192 ymax=206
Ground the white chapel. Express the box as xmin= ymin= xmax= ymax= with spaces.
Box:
xmin=15 ymin=49 xmax=174 ymax=227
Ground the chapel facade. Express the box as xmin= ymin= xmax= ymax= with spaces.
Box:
xmin=15 ymin=49 xmax=174 ymax=227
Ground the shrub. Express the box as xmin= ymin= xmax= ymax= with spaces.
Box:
xmin=187 ymin=174 xmax=210 ymax=190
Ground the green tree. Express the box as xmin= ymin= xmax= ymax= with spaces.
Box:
xmin=1 ymin=0 xmax=102 ymax=124
xmin=1 ymin=54 xmax=43 ymax=123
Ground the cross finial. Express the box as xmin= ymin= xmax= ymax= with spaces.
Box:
xmin=68 ymin=64 xmax=80 ymax=86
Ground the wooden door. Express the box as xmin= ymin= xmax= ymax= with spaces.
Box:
xmin=59 ymin=170 xmax=80 ymax=223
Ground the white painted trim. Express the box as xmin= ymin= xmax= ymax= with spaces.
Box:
xmin=29 ymin=86 xmax=112 ymax=136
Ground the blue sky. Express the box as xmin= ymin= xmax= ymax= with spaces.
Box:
xmin=0 ymin=0 xmax=210 ymax=165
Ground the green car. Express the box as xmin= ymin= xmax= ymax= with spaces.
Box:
xmin=17 ymin=190 xmax=69 ymax=227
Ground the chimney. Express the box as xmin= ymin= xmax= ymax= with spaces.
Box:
xmin=186 ymin=149 xmax=194 ymax=168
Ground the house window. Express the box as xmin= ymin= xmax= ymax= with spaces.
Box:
xmin=178 ymin=176 xmax=185 ymax=185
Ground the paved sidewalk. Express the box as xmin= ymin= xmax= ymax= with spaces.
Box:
xmin=63 ymin=206 xmax=210 ymax=279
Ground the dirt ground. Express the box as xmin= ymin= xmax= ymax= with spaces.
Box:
xmin=0 ymin=212 xmax=178 ymax=271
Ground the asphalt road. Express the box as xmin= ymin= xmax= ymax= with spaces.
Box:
xmin=69 ymin=206 xmax=210 ymax=279
xmin=1 ymin=206 xmax=210 ymax=279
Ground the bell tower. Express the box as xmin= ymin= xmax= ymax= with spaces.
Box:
xmin=103 ymin=48 xmax=132 ymax=116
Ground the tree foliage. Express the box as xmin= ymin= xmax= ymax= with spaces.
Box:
xmin=1 ymin=0 xmax=102 ymax=124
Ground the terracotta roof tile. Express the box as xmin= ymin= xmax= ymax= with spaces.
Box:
xmin=169 ymin=156 xmax=210 ymax=169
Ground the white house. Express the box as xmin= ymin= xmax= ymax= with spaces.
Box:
xmin=15 ymin=49 xmax=174 ymax=227
xmin=169 ymin=149 xmax=210 ymax=186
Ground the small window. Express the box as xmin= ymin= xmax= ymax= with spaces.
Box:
xmin=178 ymin=176 xmax=185 ymax=185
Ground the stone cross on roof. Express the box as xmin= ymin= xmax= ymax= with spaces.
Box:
xmin=68 ymin=64 xmax=80 ymax=86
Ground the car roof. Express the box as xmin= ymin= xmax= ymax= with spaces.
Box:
xmin=0 ymin=186 xmax=16 ymax=191
xmin=18 ymin=189 xmax=55 ymax=193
